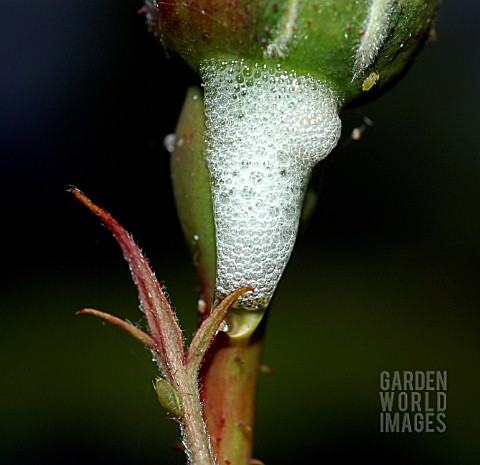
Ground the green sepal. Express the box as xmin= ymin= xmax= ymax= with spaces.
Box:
xmin=266 ymin=0 xmax=438 ymax=104
xmin=186 ymin=286 xmax=254 ymax=373
xmin=170 ymin=87 xmax=216 ymax=312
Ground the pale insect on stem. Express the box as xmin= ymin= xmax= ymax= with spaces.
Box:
xmin=154 ymin=377 xmax=183 ymax=419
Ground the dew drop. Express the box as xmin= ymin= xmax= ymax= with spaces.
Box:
xmin=163 ymin=133 xmax=176 ymax=153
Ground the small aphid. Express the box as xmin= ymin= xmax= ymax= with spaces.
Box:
xmin=154 ymin=377 xmax=182 ymax=418
xmin=362 ymin=71 xmax=379 ymax=91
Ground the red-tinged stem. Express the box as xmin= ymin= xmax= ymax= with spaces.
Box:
xmin=176 ymin=287 xmax=254 ymax=465
xmin=200 ymin=319 xmax=266 ymax=465
xmin=175 ymin=367 xmax=217 ymax=465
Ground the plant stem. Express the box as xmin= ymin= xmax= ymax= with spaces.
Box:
xmin=177 ymin=368 xmax=217 ymax=465
xmin=199 ymin=319 xmax=266 ymax=465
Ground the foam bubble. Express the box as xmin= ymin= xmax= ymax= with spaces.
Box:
xmin=201 ymin=59 xmax=341 ymax=309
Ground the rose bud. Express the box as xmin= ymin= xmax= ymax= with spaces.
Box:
xmin=147 ymin=0 xmax=438 ymax=321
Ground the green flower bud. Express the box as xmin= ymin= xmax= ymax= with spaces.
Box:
xmin=265 ymin=0 xmax=438 ymax=103
xmin=146 ymin=0 xmax=437 ymax=103
xmin=146 ymin=0 xmax=438 ymax=312
xmin=145 ymin=0 xmax=264 ymax=71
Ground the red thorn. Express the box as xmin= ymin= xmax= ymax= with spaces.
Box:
xmin=249 ymin=459 xmax=265 ymax=465
xmin=238 ymin=420 xmax=252 ymax=436
xmin=172 ymin=442 xmax=185 ymax=452
xmin=234 ymin=354 xmax=244 ymax=365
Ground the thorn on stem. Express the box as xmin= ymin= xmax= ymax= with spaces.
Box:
xmin=234 ymin=353 xmax=244 ymax=365
xmin=172 ymin=442 xmax=185 ymax=452
xmin=259 ymin=364 xmax=274 ymax=376
xmin=237 ymin=420 xmax=252 ymax=437
xmin=249 ymin=459 xmax=266 ymax=465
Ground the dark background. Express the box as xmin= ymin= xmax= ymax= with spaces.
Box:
xmin=1 ymin=1 xmax=479 ymax=464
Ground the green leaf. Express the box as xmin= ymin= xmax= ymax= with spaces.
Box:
xmin=70 ymin=187 xmax=184 ymax=382
xmin=76 ymin=308 xmax=155 ymax=350
xmin=186 ymin=286 xmax=253 ymax=375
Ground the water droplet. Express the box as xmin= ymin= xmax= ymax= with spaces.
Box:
xmin=163 ymin=133 xmax=176 ymax=153
xmin=218 ymin=320 xmax=229 ymax=333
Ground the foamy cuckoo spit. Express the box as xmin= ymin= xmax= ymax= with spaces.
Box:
xmin=201 ymin=59 xmax=341 ymax=309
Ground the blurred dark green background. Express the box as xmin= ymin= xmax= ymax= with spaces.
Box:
xmin=1 ymin=1 xmax=479 ymax=464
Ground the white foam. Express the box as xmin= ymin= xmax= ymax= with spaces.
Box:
xmin=201 ymin=59 xmax=341 ymax=309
